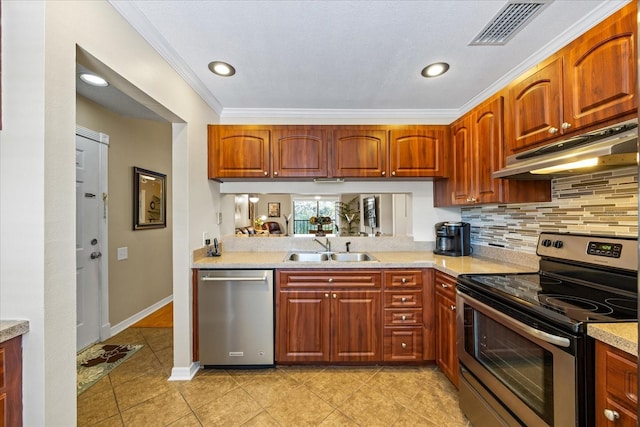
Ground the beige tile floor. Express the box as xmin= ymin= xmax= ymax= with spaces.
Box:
xmin=77 ymin=327 xmax=470 ymax=426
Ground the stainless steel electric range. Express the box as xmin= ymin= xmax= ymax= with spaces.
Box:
xmin=456 ymin=232 xmax=637 ymax=427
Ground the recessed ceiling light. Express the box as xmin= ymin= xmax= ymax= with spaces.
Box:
xmin=79 ymin=72 xmax=108 ymax=87
xmin=208 ymin=61 xmax=236 ymax=77
xmin=421 ymin=62 xmax=450 ymax=78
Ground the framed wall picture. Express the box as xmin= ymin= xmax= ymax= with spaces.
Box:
xmin=133 ymin=167 xmax=166 ymax=230
xmin=268 ymin=202 xmax=280 ymax=217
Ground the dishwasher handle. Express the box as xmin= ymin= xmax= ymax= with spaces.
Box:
xmin=201 ymin=275 xmax=267 ymax=282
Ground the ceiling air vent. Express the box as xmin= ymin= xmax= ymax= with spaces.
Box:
xmin=470 ymin=1 xmax=551 ymax=46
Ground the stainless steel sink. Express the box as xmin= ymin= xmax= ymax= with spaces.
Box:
xmin=330 ymin=252 xmax=377 ymax=262
xmin=285 ymin=252 xmax=329 ymax=262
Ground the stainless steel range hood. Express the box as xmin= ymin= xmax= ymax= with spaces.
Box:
xmin=493 ymin=119 xmax=638 ymax=180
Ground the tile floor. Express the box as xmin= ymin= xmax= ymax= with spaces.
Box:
xmin=77 ymin=327 xmax=470 ymax=426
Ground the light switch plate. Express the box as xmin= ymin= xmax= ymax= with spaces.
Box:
xmin=117 ymin=247 xmax=128 ymax=260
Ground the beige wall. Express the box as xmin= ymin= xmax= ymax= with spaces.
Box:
xmin=77 ymin=96 xmax=173 ymax=325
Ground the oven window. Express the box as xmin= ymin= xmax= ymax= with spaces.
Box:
xmin=464 ymin=308 xmax=554 ymax=424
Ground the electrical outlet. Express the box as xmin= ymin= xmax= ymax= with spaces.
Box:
xmin=216 ymin=212 xmax=222 ymax=224
xmin=117 ymin=247 xmax=128 ymax=260
xmin=203 ymin=231 xmax=211 ymax=247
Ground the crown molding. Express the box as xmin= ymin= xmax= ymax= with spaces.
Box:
xmin=108 ymin=0 xmax=224 ymax=115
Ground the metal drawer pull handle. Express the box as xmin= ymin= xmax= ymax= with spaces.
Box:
xmin=401 ymin=342 xmax=407 ymax=349
xmin=604 ymin=409 xmax=620 ymax=421
xmin=402 ymin=315 xmax=407 ymax=320
xmin=401 ymin=297 xmax=407 ymax=302
xmin=401 ymin=278 xmax=407 ymax=283
xmin=441 ymin=283 xmax=449 ymax=288
xmin=202 ymin=275 xmax=266 ymax=282
xmin=328 ymin=278 xmax=333 ymax=283
xmin=325 ymin=293 xmax=329 ymax=298
xmin=333 ymin=293 xmax=337 ymax=299
xmin=450 ymin=305 xmax=456 ymax=311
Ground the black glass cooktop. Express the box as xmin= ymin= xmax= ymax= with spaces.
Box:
xmin=458 ymin=272 xmax=638 ymax=325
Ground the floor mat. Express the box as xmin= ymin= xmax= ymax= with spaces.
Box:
xmin=77 ymin=343 xmax=143 ymax=395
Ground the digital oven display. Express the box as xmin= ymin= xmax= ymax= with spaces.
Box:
xmin=587 ymin=241 xmax=622 ymax=258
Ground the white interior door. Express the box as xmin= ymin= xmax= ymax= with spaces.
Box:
xmin=76 ymin=131 xmax=108 ymax=351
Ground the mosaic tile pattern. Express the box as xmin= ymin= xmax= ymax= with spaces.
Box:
xmin=462 ymin=167 xmax=638 ymax=254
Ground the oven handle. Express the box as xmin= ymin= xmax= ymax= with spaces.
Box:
xmin=458 ymin=291 xmax=571 ymax=348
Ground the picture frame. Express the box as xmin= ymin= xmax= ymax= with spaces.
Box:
xmin=133 ymin=167 xmax=166 ymax=230
xmin=268 ymin=202 xmax=280 ymax=217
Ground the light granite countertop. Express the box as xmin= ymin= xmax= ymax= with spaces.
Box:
xmin=0 ymin=320 xmax=29 ymax=344
xmin=588 ymin=323 xmax=638 ymax=356
xmin=192 ymin=250 xmax=536 ymax=277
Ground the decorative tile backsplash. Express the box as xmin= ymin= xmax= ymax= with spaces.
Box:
xmin=462 ymin=166 xmax=638 ymax=254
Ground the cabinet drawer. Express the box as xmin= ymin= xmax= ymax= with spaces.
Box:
xmin=384 ymin=308 xmax=422 ymax=326
xmin=384 ymin=270 xmax=423 ymax=289
xmin=383 ymin=327 xmax=423 ymax=361
xmin=278 ymin=270 xmax=382 ymax=289
xmin=434 ymin=271 xmax=456 ymax=299
xmin=384 ymin=291 xmax=422 ymax=308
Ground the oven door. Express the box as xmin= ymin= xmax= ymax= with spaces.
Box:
xmin=457 ymin=289 xmax=577 ymax=427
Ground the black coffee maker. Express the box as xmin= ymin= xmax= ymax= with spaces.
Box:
xmin=434 ymin=221 xmax=472 ymax=256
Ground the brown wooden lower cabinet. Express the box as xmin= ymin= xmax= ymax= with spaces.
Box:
xmin=595 ymin=341 xmax=638 ymax=427
xmin=434 ymin=271 xmax=458 ymax=388
xmin=276 ymin=268 xmax=436 ymax=364
xmin=0 ymin=335 xmax=23 ymax=427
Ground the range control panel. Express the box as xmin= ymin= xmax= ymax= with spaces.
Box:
xmin=537 ymin=232 xmax=637 ymax=270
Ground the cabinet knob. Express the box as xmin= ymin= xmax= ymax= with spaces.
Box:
xmin=604 ymin=409 xmax=620 ymax=421
xmin=381 ymin=171 xmax=386 ymax=176
xmin=401 ymin=315 xmax=407 ymax=321
xmin=391 ymin=171 xmax=396 ymax=176
xmin=450 ymin=305 xmax=456 ymax=311
xmin=561 ymin=122 xmax=572 ymax=130
xmin=328 ymin=278 xmax=333 ymax=283
xmin=332 ymin=293 xmax=337 ymax=299
xmin=263 ymin=171 xmax=268 ymax=176
xmin=325 ymin=293 xmax=329 ymax=298
xmin=401 ymin=342 xmax=407 ymax=349
xmin=441 ymin=283 xmax=449 ymax=288
xmin=548 ymin=127 xmax=559 ymax=134
xmin=274 ymin=171 xmax=278 ymax=176
xmin=401 ymin=278 xmax=407 ymax=283
xmin=401 ymin=297 xmax=407 ymax=302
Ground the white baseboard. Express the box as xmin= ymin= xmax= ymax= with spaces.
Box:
xmin=169 ymin=362 xmax=200 ymax=381
xmin=110 ymin=295 xmax=173 ymax=336
xmin=100 ymin=323 xmax=112 ymax=342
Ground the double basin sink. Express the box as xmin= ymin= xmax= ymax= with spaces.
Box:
xmin=285 ymin=251 xmax=378 ymax=262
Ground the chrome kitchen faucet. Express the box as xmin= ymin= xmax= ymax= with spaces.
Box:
xmin=313 ymin=237 xmax=331 ymax=252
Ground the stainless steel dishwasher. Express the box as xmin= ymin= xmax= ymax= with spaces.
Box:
xmin=197 ymin=269 xmax=274 ymax=367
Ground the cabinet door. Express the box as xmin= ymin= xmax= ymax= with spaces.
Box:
xmin=507 ymin=58 xmax=563 ymax=153
xmin=449 ymin=117 xmax=473 ymax=205
xmin=435 ymin=290 xmax=458 ymax=388
xmin=272 ymin=127 xmax=328 ymax=178
xmin=331 ymin=128 xmax=388 ymax=177
xmin=564 ymin=4 xmax=637 ymax=131
xmin=331 ymin=291 xmax=382 ymax=362
xmin=208 ymin=126 xmax=271 ymax=179
xmin=472 ymin=96 xmax=503 ymax=204
xmin=388 ymin=127 xmax=446 ymax=177
xmin=276 ymin=291 xmax=330 ymax=362
xmin=595 ymin=341 xmax=638 ymax=427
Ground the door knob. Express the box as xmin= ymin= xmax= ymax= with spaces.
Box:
xmin=90 ymin=251 xmax=102 ymax=259
xmin=604 ymin=409 xmax=620 ymax=421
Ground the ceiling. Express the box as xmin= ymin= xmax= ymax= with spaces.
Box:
xmin=78 ymin=0 xmax=629 ymax=122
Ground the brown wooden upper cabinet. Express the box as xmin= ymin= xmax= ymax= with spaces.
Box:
xmin=506 ymin=3 xmax=637 ymax=155
xmin=208 ymin=125 xmax=271 ymax=179
xmin=272 ymin=127 xmax=328 ymax=178
xmin=330 ymin=128 xmax=388 ymax=178
xmin=209 ymin=124 xmax=447 ymax=180
xmin=389 ymin=126 xmax=448 ymax=178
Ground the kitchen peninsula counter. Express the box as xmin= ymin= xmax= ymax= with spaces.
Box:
xmin=0 ymin=320 xmax=29 ymax=343
xmin=192 ymin=250 xmax=535 ymax=276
